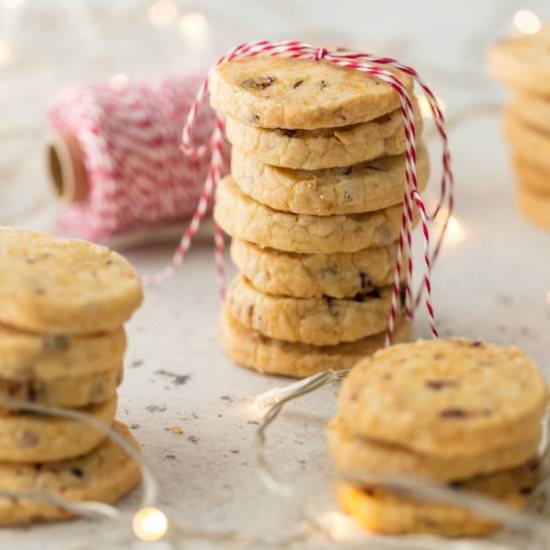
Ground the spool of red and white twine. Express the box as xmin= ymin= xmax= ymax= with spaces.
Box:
xmin=48 ymin=73 xmax=230 ymax=244
xmin=146 ymin=39 xmax=454 ymax=345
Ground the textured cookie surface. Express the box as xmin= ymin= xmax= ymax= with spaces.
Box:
xmin=0 ymin=396 xmax=117 ymax=462
xmin=220 ymin=306 xmax=410 ymax=378
xmin=225 ymin=103 xmax=422 ymax=170
xmin=210 ymin=56 xmax=414 ymax=129
xmin=226 ymin=275 xmax=393 ymax=345
xmin=215 ymin=177 xmax=408 ymax=254
xmin=488 ymin=28 xmax=550 ymax=95
xmin=231 ymin=145 xmax=429 ymax=215
xmin=0 ymin=363 xmax=122 ymax=411
xmin=509 ymin=91 xmax=550 ymax=134
xmin=0 ymin=421 xmax=141 ymax=525
xmin=513 ymin=155 xmax=550 ymax=193
xmin=518 ymin=183 xmax=550 ymax=229
xmin=0 ymin=325 xmax=126 ymax=380
xmin=338 ymin=339 xmax=548 ymax=457
xmin=326 ymin=416 xmax=540 ymax=483
xmin=504 ymin=111 xmax=550 ymax=172
xmin=231 ymin=240 xmax=404 ymax=299
xmin=336 ymin=460 xmax=539 ymax=536
xmin=0 ymin=227 xmax=143 ymax=334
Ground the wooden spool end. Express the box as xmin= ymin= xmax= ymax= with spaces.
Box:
xmin=46 ymin=133 xmax=89 ymax=203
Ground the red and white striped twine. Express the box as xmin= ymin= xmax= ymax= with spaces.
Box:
xmin=147 ymin=40 xmax=454 ymax=343
xmin=49 ymin=74 xmax=230 ymax=245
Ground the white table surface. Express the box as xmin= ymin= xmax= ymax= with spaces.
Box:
xmin=1 ymin=1 xmax=550 ymax=548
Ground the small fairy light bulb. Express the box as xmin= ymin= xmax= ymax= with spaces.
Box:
xmin=446 ymin=216 xmax=465 ymax=243
xmin=253 ymin=392 xmax=274 ymax=410
xmin=514 ymin=10 xmax=541 ymax=35
xmin=132 ymin=507 xmax=168 ymax=542
xmin=109 ymin=73 xmax=128 ymax=89
xmin=418 ymin=95 xmax=446 ymax=119
xmin=148 ymin=0 xmax=178 ymax=26
xmin=320 ymin=511 xmax=361 ymax=540
xmin=436 ymin=208 xmax=466 ymax=244
xmin=2 ymin=0 xmax=25 ymax=8
xmin=178 ymin=12 xmax=209 ymax=48
xmin=418 ymin=96 xmax=431 ymax=118
xmin=240 ymin=399 xmax=262 ymax=416
xmin=0 ymin=39 xmax=14 ymax=66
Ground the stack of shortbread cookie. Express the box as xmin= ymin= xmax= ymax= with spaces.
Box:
xmin=327 ymin=338 xmax=548 ymax=536
xmin=210 ymin=56 xmax=429 ymax=377
xmin=0 ymin=227 xmax=143 ymax=524
xmin=489 ymin=27 xmax=550 ymax=229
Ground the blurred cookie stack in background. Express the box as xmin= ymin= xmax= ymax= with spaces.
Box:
xmin=0 ymin=228 xmax=143 ymax=525
xmin=489 ymin=27 xmax=550 ymax=229
xmin=211 ymin=56 xmax=430 ymax=378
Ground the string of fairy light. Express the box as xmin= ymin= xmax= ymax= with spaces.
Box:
xmin=0 ymin=1 xmax=550 ymax=547
xmin=1 ymin=384 xmax=550 ymax=549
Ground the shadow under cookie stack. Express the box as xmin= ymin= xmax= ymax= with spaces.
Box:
xmin=489 ymin=27 xmax=550 ymax=229
xmin=0 ymin=227 xmax=143 ymax=525
xmin=211 ymin=56 xmax=429 ymax=377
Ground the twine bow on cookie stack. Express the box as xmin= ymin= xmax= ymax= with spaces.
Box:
xmin=148 ymin=39 xmax=454 ymax=344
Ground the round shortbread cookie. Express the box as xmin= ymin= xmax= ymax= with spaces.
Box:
xmin=518 ymin=183 xmax=550 ymax=229
xmin=215 ymin=177 xmax=408 ymax=254
xmin=0 ymin=364 xmax=122 ymax=411
xmin=0 ymin=227 xmax=143 ymax=334
xmin=504 ymin=111 xmax=550 ymax=172
xmin=0 ymin=421 xmax=141 ymax=525
xmin=0 ymin=396 xmax=117 ymax=463
xmin=336 ymin=460 xmax=539 ymax=537
xmin=210 ymin=56 xmax=414 ymax=130
xmin=230 ymin=240 xmax=404 ymax=299
xmin=512 ymin=155 xmax=550 ymax=193
xmin=0 ymin=326 xmax=126 ymax=380
xmin=509 ymin=91 xmax=550 ymax=134
xmin=338 ymin=339 xmax=548 ymax=457
xmin=488 ymin=28 xmax=550 ymax=95
xmin=326 ymin=416 xmax=541 ymax=484
xmin=230 ymin=144 xmax=429 ymax=215
xmin=225 ymin=103 xmax=422 ymax=170
xmin=226 ymin=275 xmax=393 ymax=345
xmin=220 ymin=306 xmax=410 ymax=378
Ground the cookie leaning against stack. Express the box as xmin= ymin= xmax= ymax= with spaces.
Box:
xmin=327 ymin=338 xmax=548 ymax=536
xmin=210 ymin=56 xmax=429 ymax=377
xmin=488 ymin=27 xmax=550 ymax=229
xmin=0 ymin=227 xmax=143 ymax=525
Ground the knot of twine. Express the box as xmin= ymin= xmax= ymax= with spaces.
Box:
xmin=144 ymin=39 xmax=454 ymax=344
xmin=315 ymin=47 xmax=328 ymax=61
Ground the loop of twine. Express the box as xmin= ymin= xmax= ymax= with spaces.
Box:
xmin=315 ymin=47 xmax=328 ymax=60
xmin=144 ymin=39 xmax=453 ymax=344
